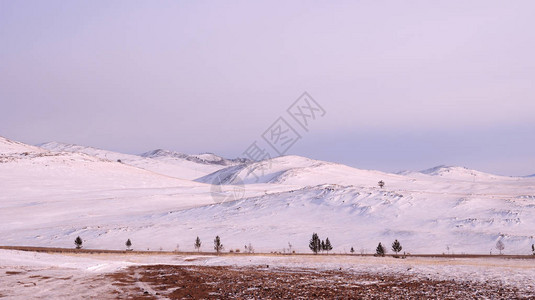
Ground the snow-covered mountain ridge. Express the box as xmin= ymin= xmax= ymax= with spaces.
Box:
xmin=1 ymin=136 xmax=535 ymax=254
xmin=397 ymin=165 xmax=515 ymax=182
xmin=419 ymin=165 xmax=511 ymax=180
xmin=38 ymin=141 xmax=233 ymax=180
xmin=140 ymin=149 xmax=249 ymax=166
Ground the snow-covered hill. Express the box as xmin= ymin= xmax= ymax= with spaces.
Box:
xmin=398 ymin=165 xmax=514 ymax=182
xmin=1 ymin=136 xmax=44 ymax=155
xmin=197 ymin=156 xmax=529 ymax=197
xmin=38 ymin=142 xmax=235 ymax=180
xmin=196 ymin=155 xmax=405 ymax=187
xmin=1 ymin=137 xmax=223 ymax=248
xmin=141 ymin=149 xmax=248 ymax=166
xmin=418 ymin=165 xmax=512 ymax=181
xmin=141 ymin=183 xmax=535 ymax=254
xmin=2 ymin=136 xmax=535 ymax=254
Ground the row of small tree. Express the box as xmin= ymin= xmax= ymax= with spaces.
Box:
xmin=308 ymin=233 xmax=333 ymax=254
xmin=309 ymin=233 xmax=404 ymax=257
xmin=76 ymin=234 xmax=358 ymax=255
xmin=75 ymin=236 xmax=132 ymax=250
xmin=373 ymin=240 xmax=403 ymax=257
xmin=74 ymin=235 xmax=534 ymax=256
xmin=75 ymin=235 xmax=227 ymax=254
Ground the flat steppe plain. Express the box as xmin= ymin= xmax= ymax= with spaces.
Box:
xmin=1 ymin=248 xmax=534 ymax=299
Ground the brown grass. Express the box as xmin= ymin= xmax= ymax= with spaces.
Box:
xmin=105 ymin=265 xmax=535 ymax=299
xmin=1 ymin=245 xmax=534 ymax=259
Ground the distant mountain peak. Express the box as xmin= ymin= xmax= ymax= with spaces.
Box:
xmin=195 ymin=154 xmax=392 ymax=186
xmin=417 ymin=165 xmax=510 ymax=180
xmin=140 ymin=149 xmax=184 ymax=158
xmin=420 ymin=165 xmax=465 ymax=175
xmin=141 ymin=149 xmax=249 ymax=166
xmin=38 ymin=141 xmax=97 ymax=151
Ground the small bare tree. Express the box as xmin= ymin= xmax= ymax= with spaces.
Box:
xmin=244 ymin=242 xmax=254 ymax=254
xmin=378 ymin=180 xmax=385 ymax=188
xmin=496 ymin=240 xmax=505 ymax=255
xmin=194 ymin=236 xmax=202 ymax=252
xmin=125 ymin=239 xmax=132 ymax=250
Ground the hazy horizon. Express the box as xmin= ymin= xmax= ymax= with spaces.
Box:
xmin=2 ymin=1 xmax=534 ymax=176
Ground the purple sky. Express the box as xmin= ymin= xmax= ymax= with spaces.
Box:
xmin=1 ymin=1 xmax=534 ymax=176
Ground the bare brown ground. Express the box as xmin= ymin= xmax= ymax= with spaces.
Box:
xmin=105 ymin=265 xmax=535 ymax=299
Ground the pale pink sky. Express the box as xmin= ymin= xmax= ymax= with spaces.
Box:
xmin=1 ymin=1 xmax=534 ymax=175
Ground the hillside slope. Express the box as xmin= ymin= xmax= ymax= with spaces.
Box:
xmin=38 ymin=142 xmax=234 ymax=180
xmin=197 ymin=155 xmax=406 ymax=187
xmin=141 ymin=149 xmax=248 ymax=166
xmin=0 ymin=137 xmax=223 ymax=247
xmin=1 ymin=136 xmax=44 ymax=154
xmin=2 ymin=136 xmax=535 ymax=254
